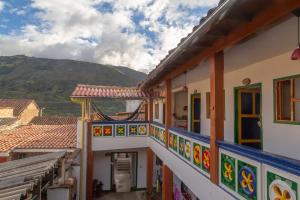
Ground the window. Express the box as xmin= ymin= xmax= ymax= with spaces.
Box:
xmin=206 ymin=91 xmax=225 ymax=119
xmin=154 ymin=103 xmax=159 ymax=119
xmin=275 ymin=76 xmax=300 ymax=123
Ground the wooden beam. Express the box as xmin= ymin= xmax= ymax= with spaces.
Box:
xmin=163 ymin=0 xmax=300 ymax=81
xmin=209 ymin=51 xmax=224 ymax=184
xmin=162 ymin=164 xmax=173 ymax=200
xmin=86 ymin=121 xmax=94 ymax=200
xmin=146 ymin=148 xmax=154 ymax=199
xmin=145 ymin=102 xmax=149 ymax=121
xmin=165 ymin=79 xmax=172 ymax=148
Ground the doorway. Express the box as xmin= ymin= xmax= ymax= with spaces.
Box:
xmin=191 ymin=93 xmax=201 ymax=133
xmin=235 ymin=84 xmax=262 ymax=149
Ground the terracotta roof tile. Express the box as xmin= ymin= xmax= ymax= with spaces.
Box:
xmin=0 ymin=125 xmax=76 ymax=152
xmin=0 ymin=99 xmax=37 ymax=116
xmin=70 ymin=84 xmax=150 ymax=99
xmin=30 ymin=116 xmax=77 ymax=125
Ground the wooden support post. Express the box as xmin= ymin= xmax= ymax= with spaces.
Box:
xmin=145 ymin=102 xmax=149 ymax=121
xmin=149 ymin=98 xmax=153 ymax=123
xmin=60 ymin=158 xmax=66 ymax=184
xmin=209 ymin=51 xmax=224 ymax=184
xmin=162 ymin=164 xmax=173 ymax=200
xmin=146 ymin=148 xmax=154 ymax=199
xmin=86 ymin=121 xmax=94 ymax=200
xmin=165 ymin=79 xmax=172 ymax=148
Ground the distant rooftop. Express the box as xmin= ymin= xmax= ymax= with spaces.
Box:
xmin=30 ymin=116 xmax=77 ymax=125
xmin=0 ymin=99 xmax=38 ymax=116
xmin=0 ymin=124 xmax=77 ymax=153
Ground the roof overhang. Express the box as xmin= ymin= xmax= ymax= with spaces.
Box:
xmin=140 ymin=0 xmax=300 ymax=89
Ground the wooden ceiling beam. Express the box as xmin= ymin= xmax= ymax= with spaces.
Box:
xmin=160 ymin=0 xmax=300 ymax=81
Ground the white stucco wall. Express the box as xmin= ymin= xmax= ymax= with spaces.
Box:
xmin=126 ymin=100 xmax=141 ymax=113
xmin=93 ymin=148 xmax=147 ymax=191
xmin=93 ymin=137 xmax=148 ymax=151
xmin=153 ymin=99 xmax=164 ymax=124
xmin=172 ymin=16 xmax=300 ymax=160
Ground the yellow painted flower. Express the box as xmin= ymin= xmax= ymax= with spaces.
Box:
xmin=241 ymin=170 xmax=254 ymax=192
xmin=273 ymin=185 xmax=291 ymax=200
xmin=193 ymin=145 xmax=201 ymax=165
xmin=224 ymin=162 xmax=233 ymax=181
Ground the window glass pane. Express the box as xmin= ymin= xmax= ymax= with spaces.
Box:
xmin=241 ymin=118 xmax=260 ymax=140
xmin=241 ymin=92 xmax=253 ymax=114
xmin=193 ymin=98 xmax=200 ymax=120
xmin=255 ymin=93 xmax=261 ymax=115
xmin=193 ymin=122 xmax=200 ymax=133
xmin=282 ymin=81 xmax=291 ymax=120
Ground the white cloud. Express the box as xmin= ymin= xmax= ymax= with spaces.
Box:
xmin=0 ymin=0 xmax=218 ymax=72
xmin=0 ymin=1 xmax=4 ymax=12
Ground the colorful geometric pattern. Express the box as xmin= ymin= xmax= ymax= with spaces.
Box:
xmin=184 ymin=139 xmax=191 ymax=161
xmin=193 ymin=143 xmax=201 ymax=168
xmin=168 ymin=132 xmax=173 ymax=149
xmin=179 ymin=137 xmax=185 ymax=156
xmin=202 ymin=146 xmax=210 ymax=173
xmin=172 ymin=134 xmax=178 ymax=152
xmin=267 ymin=171 xmax=297 ymax=200
xmin=128 ymin=125 xmax=138 ymax=136
xmin=238 ymin=160 xmax=257 ymax=200
xmin=93 ymin=126 xmax=102 ymax=137
xmin=221 ymin=153 xmax=236 ymax=191
xmin=103 ymin=125 xmax=113 ymax=136
xmin=115 ymin=124 xmax=126 ymax=136
xmin=138 ymin=125 xmax=147 ymax=135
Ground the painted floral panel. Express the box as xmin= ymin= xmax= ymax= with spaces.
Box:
xmin=267 ymin=171 xmax=298 ymax=200
xmin=193 ymin=143 xmax=201 ymax=168
xmin=115 ymin=125 xmax=126 ymax=136
xmin=221 ymin=153 xmax=236 ymax=191
xmin=237 ymin=160 xmax=257 ymax=200
xmin=93 ymin=126 xmax=102 ymax=137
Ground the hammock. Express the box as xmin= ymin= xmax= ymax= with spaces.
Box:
xmin=91 ymin=101 xmax=144 ymax=121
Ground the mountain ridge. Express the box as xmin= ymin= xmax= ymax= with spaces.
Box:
xmin=0 ymin=55 xmax=147 ymax=116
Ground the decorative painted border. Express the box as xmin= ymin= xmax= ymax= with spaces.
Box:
xmin=219 ymin=149 xmax=262 ymax=200
xmin=92 ymin=123 xmax=148 ymax=137
xmin=150 ymin=123 xmax=166 ymax=146
xmin=169 ymin=129 xmax=211 ymax=178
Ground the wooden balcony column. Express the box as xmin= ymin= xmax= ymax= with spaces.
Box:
xmin=209 ymin=51 xmax=225 ymax=184
xmin=146 ymin=148 xmax=154 ymax=199
xmin=148 ymin=97 xmax=153 ymax=123
xmin=86 ymin=121 xmax=94 ymax=200
xmin=165 ymin=79 xmax=172 ymax=147
xmin=162 ymin=164 xmax=173 ymax=200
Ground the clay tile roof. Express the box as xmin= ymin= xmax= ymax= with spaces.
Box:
xmin=30 ymin=116 xmax=77 ymax=125
xmin=0 ymin=99 xmax=37 ymax=116
xmin=70 ymin=84 xmax=150 ymax=99
xmin=0 ymin=125 xmax=77 ymax=152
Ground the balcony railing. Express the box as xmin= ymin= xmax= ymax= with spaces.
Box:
xmin=148 ymin=122 xmax=300 ymax=200
xmin=91 ymin=121 xmax=300 ymax=199
xmin=92 ymin=121 xmax=149 ymax=137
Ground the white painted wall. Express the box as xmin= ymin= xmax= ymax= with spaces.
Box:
xmin=148 ymin=139 xmax=235 ymax=199
xmin=93 ymin=137 xmax=148 ymax=151
xmin=126 ymin=100 xmax=141 ymax=113
xmin=93 ymin=151 xmax=112 ymax=191
xmin=172 ymin=17 xmax=300 ymax=160
xmin=93 ymin=148 xmax=147 ymax=191
xmin=153 ymin=99 xmax=164 ymax=124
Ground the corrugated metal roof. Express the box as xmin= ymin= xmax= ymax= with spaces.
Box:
xmin=0 ymin=152 xmax=66 ymax=200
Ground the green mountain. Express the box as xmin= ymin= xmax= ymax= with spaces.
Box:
xmin=0 ymin=55 xmax=146 ymax=116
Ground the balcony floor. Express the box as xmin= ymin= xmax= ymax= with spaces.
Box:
xmin=97 ymin=191 xmax=147 ymax=200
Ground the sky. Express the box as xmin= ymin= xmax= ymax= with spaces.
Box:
xmin=0 ymin=0 xmax=218 ymax=73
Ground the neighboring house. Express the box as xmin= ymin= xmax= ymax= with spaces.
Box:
xmin=0 ymin=99 xmax=40 ymax=132
xmin=30 ymin=116 xmax=78 ymax=125
xmin=0 ymin=123 xmax=77 ymax=162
